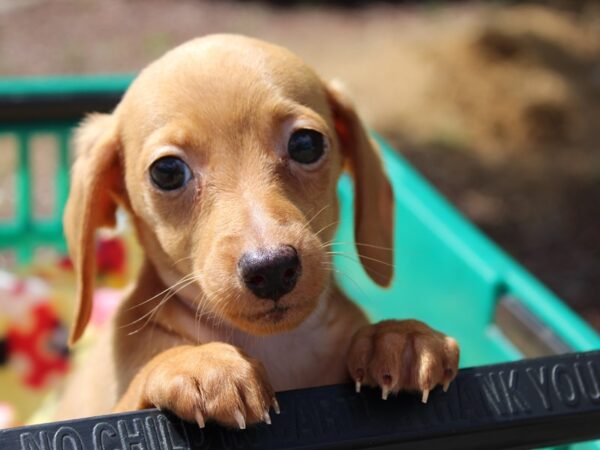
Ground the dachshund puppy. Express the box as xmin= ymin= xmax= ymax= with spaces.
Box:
xmin=56 ymin=34 xmax=459 ymax=429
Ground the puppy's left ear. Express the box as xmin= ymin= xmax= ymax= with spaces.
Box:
xmin=326 ymin=82 xmax=394 ymax=287
xmin=64 ymin=113 xmax=125 ymax=345
xmin=326 ymin=83 xmax=394 ymax=286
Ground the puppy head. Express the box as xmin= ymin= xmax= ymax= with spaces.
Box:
xmin=65 ymin=35 xmax=393 ymax=343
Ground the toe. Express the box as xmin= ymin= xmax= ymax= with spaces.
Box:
xmin=415 ymin=336 xmax=446 ymax=391
xmin=369 ymin=330 xmax=406 ymax=397
xmin=441 ymin=336 xmax=460 ymax=391
xmin=272 ymin=397 xmax=281 ymax=415
xmin=233 ymin=409 xmax=246 ymax=430
xmin=347 ymin=327 xmax=375 ymax=386
xmin=194 ymin=410 xmax=205 ymax=429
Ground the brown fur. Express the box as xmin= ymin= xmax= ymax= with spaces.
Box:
xmin=56 ymin=34 xmax=459 ymax=428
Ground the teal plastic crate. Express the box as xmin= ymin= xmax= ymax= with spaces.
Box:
xmin=0 ymin=75 xmax=598 ymax=448
xmin=334 ymin=138 xmax=600 ymax=366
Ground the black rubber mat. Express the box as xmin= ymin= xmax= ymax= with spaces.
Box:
xmin=2 ymin=350 xmax=599 ymax=450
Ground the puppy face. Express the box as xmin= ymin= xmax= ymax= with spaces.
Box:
xmin=64 ymin=35 xmax=393 ymax=343
xmin=119 ymin=36 xmax=342 ymax=335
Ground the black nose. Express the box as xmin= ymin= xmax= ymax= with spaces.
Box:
xmin=238 ymin=245 xmax=301 ymax=301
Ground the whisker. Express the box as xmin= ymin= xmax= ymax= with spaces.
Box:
xmin=126 ymin=272 xmax=199 ymax=311
xmin=324 ymin=266 xmax=373 ymax=304
xmin=125 ymin=297 xmax=171 ymax=335
xmin=171 ymin=254 xmax=195 ymax=267
xmin=313 ymin=220 xmax=341 ymax=240
xmin=121 ymin=276 xmax=201 ymax=331
xmin=326 ymin=252 xmax=394 ymax=283
xmin=326 ymin=251 xmax=396 ymax=269
xmin=321 ymin=241 xmax=394 ymax=252
xmin=141 ymin=275 xmax=210 ymax=333
xmin=193 ymin=284 xmax=236 ymax=329
xmin=301 ymin=204 xmax=330 ymax=232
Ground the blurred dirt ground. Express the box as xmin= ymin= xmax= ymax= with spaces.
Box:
xmin=0 ymin=0 xmax=599 ymax=329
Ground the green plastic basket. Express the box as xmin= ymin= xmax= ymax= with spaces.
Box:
xmin=0 ymin=75 xmax=598 ymax=448
xmin=0 ymin=75 xmax=131 ymax=261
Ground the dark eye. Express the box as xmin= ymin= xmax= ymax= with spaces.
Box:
xmin=288 ymin=129 xmax=325 ymax=165
xmin=149 ymin=156 xmax=192 ymax=191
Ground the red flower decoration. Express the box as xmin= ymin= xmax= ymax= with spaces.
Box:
xmin=6 ymin=304 xmax=69 ymax=388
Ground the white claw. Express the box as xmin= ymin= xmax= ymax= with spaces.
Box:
xmin=381 ymin=386 xmax=390 ymax=400
xmin=195 ymin=411 xmax=205 ymax=429
xmin=264 ymin=411 xmax=272 ymax=425
xmin=234 ymin=410 xmax=246 ymax=430
xmin=422 ymin=389 xmax=430 ymax=404
xmin=443 ymin=381 xmax=451 ymax=392
xmin=355 ymin=380 xmax=362 ymax=393
xmin=272 ymin=397 xmax=281 ymax=415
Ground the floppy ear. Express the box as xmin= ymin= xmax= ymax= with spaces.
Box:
xmin=326 ymin=82 xmax=394 ymax=287
xmin=64 ymin=113 xmax=124 ymax=344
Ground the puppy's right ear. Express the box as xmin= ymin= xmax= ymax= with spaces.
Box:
xmin=64 ymin=113 xmax=124 ymax=345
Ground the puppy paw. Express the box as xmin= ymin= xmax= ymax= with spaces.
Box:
xmin=117 ymin=343 xmax=277 ymax=429
xmin=346 ymin=320 xmax=459 ymax=402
